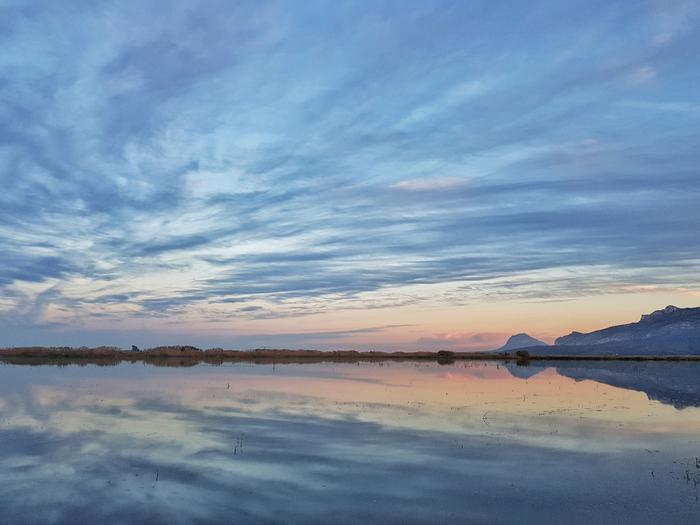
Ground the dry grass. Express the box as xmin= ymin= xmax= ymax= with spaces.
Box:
xmin=1 ymin=345 xmax=699 ymax=366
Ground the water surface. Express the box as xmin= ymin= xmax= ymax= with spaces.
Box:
xmin=1 ymin=360 xmax=699 ymax=524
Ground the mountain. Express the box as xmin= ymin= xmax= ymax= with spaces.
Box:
xmin=497 ymin=333 xmax=547 ymax=352
xmin=551 ymin=305 xmax=700 ymax=355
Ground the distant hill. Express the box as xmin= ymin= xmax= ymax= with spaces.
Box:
xmin=497 ymin=333 xmax=547 ymax=352
xmin=551 ymin=305 xmax=700 ymax=355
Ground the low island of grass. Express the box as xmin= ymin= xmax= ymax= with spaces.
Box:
xmin=1 ymin=346 xmax=699 ymax=367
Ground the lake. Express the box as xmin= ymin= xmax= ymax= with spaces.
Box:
xmin=1 ymin=359 xmax=699 ymax=524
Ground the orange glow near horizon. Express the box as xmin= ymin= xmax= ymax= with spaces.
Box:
xmin=128 ymin=289 xmax=700 ymax=351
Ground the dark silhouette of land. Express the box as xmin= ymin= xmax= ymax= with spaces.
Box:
xmin=1 ymin=345 xmax=700 ymax=367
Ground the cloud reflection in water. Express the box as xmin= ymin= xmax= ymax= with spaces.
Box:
xmin=1 ymin=361 xmax=699 ymax=524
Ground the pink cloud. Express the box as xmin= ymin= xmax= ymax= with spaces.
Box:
xmin=417 ymin=331 xmax=507 ymax=350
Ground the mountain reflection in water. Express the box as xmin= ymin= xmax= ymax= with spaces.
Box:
xmin=506 ymin=360 xmax=700 ymax=409
xmin=0 ymin=361 xmax=699 ymax=524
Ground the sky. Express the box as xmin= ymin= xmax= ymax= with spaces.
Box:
xmin=1 ymin=0 xmax=699 ymax=350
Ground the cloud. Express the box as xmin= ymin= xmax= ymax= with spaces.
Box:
xmin=618 ymin=100 xmax=700 ymax=114
xmin=652 ymin=32 xmax=673 ymax=45
xmin=1 ymin=1 xmax=700 ymax=347
xmin=391 ymin=176 xmax=470 ymax=191
xmin=627 ymin=66 xmax=657 ymax=84
xmin=397 ymin=80 xmax=487 ymax=128
xmin=417 ymin=332 xmax=507 ymax=350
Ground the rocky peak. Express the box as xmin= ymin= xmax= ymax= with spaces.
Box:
xmin=640 ymin=305 xmax=680 ymax=322
xmin=498 ymin=333 xmax=547 ymax=352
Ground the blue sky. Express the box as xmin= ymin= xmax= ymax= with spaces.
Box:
xmin=1 ymin=0 xmax=699 ymax=349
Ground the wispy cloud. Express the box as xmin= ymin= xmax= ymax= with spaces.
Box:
xmin=627 ymin=65 xmax=657 ymax=84
xmin=1 ymin=1 xmax=699 ymax=347
xmin=391 ymin=176 xmax=470 ymax=191
xmin=417 ymin=332 xmax=507 ymax=350
xmin=397 ymin=80 xmax=487 ymax=128
xmin=619 ymin=100 xmax=700 ymax=114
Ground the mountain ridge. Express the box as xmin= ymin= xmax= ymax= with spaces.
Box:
xmin=555 ymin=305 xmax=700 ymax=348
xmin=500 ymin=305 xmax=700 ymax=356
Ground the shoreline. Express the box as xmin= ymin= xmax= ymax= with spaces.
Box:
xmin=1 ymin=346 xmax=700 ymax=366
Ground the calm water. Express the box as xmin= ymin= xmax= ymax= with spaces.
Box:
xmin=1 ymin=360 xmax=699 ymax=524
